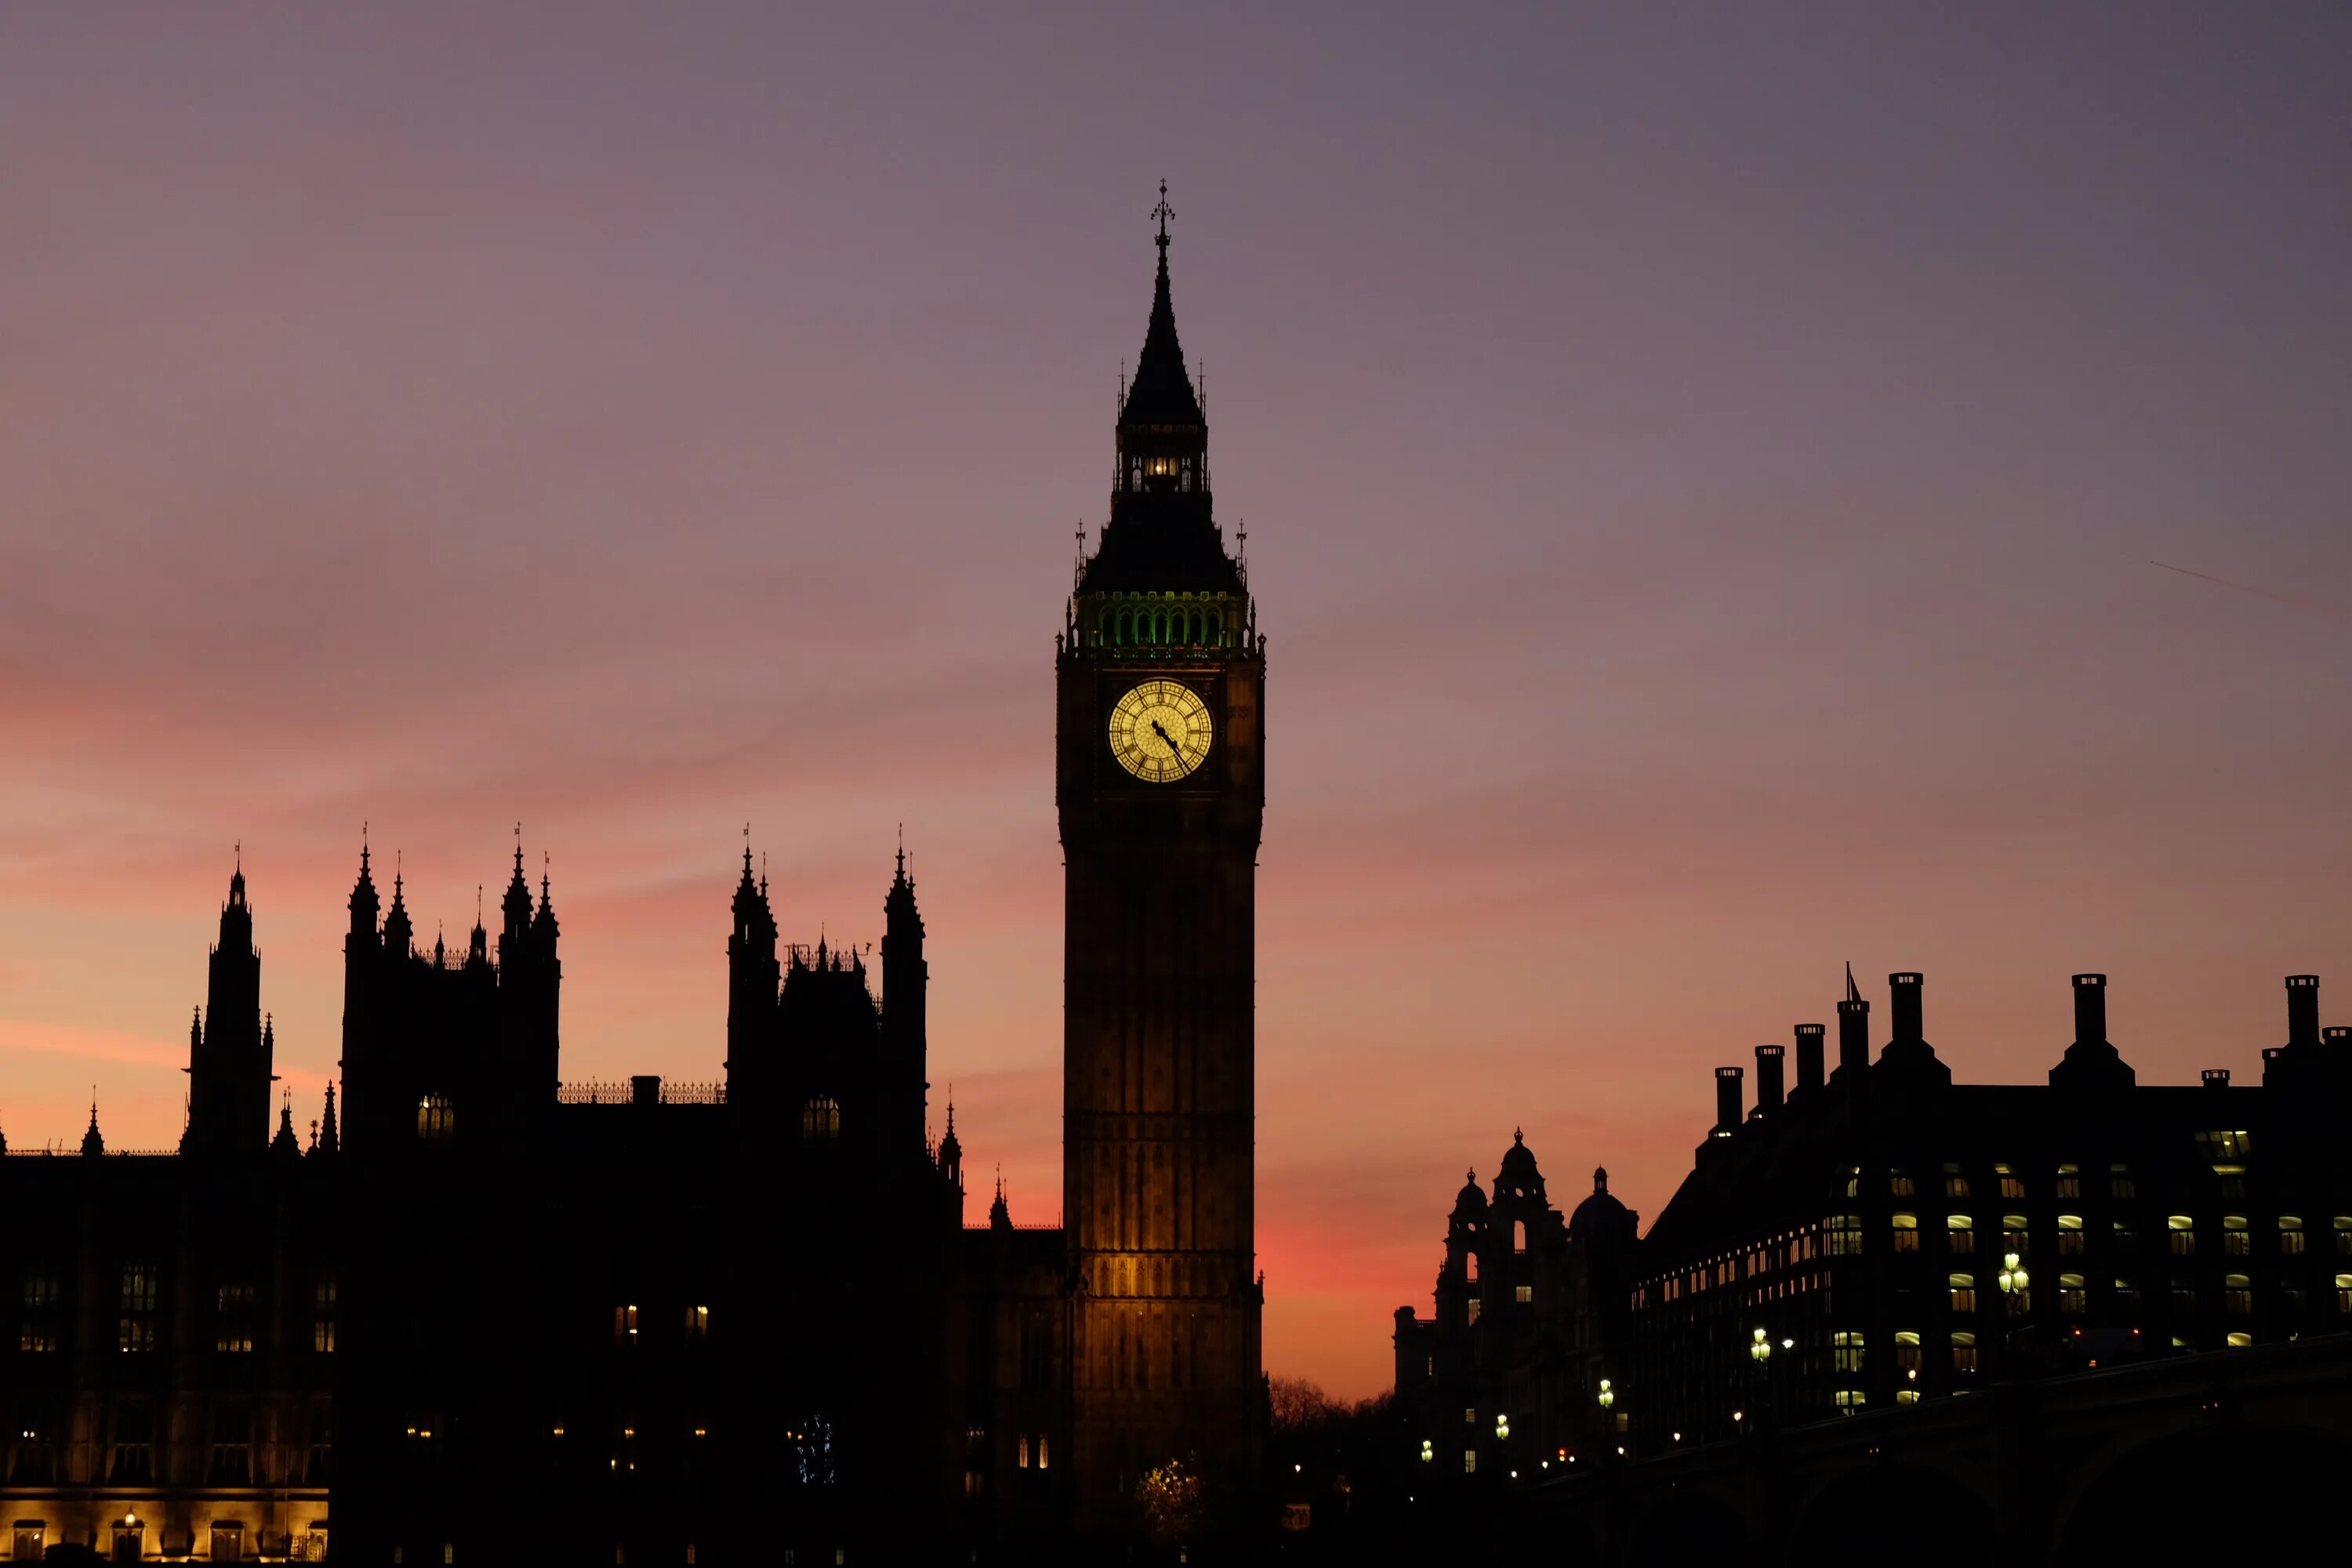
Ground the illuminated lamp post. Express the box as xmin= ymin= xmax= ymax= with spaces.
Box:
xmin=1998 ymin=1250 xmax=2030 ymax=1372
xmin=1748 ymin=1327 xmax=1773 ymax=1434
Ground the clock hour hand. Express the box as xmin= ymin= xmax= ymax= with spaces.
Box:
xmin=1150 ymin=719 xmax=1180 ymax=763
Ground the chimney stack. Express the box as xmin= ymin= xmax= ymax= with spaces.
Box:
xmin=1714 ymin=1066 xmax=1744 ymax=1134
xmin=2072 ymin=974 xmax=2107 ymax=1047
xmin=1837 ymin=997 xmax=1870 ymax=1079
xmin=1794 ymin=1024 xmax=1825 ymax=1093
xmin=1754 ymin=1045 xmax=1785 ymax=1111
xmin=1889 ymin=972 xmax=1924 ymax=1048
xmin=2286 ymin=975 xmax=2321 ymax=1050
xmin=2202 ymin=1068 xmax=2230 ymax=1090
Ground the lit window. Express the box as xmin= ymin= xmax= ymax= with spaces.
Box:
xmin=1889 ymin=1171 xmax=1915 ymax=1197
xmin=2110 ymin=1164 xmax=2135 ymax=1200
xmin=1996 ymin=1165 xmax=2024 ymax=1200
xmin=1464 ymin=1407 xmax=1475 ymax=1425
xmin=2281 ymin=1216 xmax=2306 ymax=1255
xmin=2168 ymin=1216 xmax=2196 ymax=1255
xmin=1037 ymin=1435 xmax=1049 ymax=1471
xmin=1826 ymin=1214 xmax=1864 ymax=1256
xmin=2055 ymin=1163 xmax=2081 ymax=1199
xmin=121 ymin=1265 xmax=157 ymax=1311
xmin=1944 ymin=1166 xmax=1970 ymax=1198
xmin=315 ymin=1319 xmax=336 ymax=1353
xmin=1951 ymin=1330 xmax=1977 ymax=1373
xmin=1947 ymin=1215 xmax=1974 ymax=1255
xmin=2226 ymin=1331 xmax=2252 ymax=1348
xmin=614 ymin=1305 xmax=639 ymax=1344
xmin=801 ymin=1097 xmax=841 ymax=1140
xmin=1515 ymin=1285 xmax=1532 ymax=1304
xmin=1465 ymin=1450 xmax=1476 ymax=1474
xmin=1466 ymin=1298 xmax=1479 ymax=1325
xmin=1018 ymin=1436 xmax=1030 ymax=1469
xmin=2002 ymin=1216 xmax=2030 ymax=1256
xmin=2057 ymin=1215 xmax=2084 ymax=1254
xmin=1891 ymin=1214 xmax=1919 ymax=1254
xmin=1832 ymin=1330 xmax=1865 ymax=1374
xmin=686 ymin=1305 xmax=709 ymax=1341
xmin=416 ymin=1094 xmax=456 ymax=1142
xmin=1950 ymin=1274 xmax=1977 ymax=1314
xmin=1834 ymin=1390 xmax=1867 ymax=1410
xmin=1894 ymin=1330 xmax=1922 ymax=1377
xmin=2059 ymin=1274 xmax=2087 ymax=1314
xmin=2335 ymin=1274 xmax=2352 ymax=1312
xmin=2223 ymin=1216 xmax=2250 ymax=1256
xmin=2223 ymin=1275 xmax=2252 ymax=1315
xmin=2194 ymin=1130 xmax=2252 ymax=1162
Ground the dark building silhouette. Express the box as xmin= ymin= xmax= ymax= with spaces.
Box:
xmin=1391 ymin=1135 xmax=1639 ymax=1476
xmin=1392 ymin=967 xmax=2352 ymax=1494
xmin=0 ymin=866 xmax=337 ymax=1562
xmin=0 ymin=200 xmax=1264 ymax=1562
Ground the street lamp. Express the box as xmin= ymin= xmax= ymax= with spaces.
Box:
xmin=1998 ymin=1251 xmax=2029 ymax=1312
xmin=1749 ymin=1327 xmax=1772 ymax=1365
xmin=1419 ymin=1439 xmax=1432 ymax=1464
xmin=1495 ymin=1413 xmax=1511 ymax=1442
xmin=1596 ymin=1378 xmax=1613 ymax=1410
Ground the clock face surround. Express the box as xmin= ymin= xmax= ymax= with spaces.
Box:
xmin=1108 ymin=679 xmax=1214 ymax=783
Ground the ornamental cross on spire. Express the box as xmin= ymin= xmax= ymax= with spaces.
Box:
xmin=1152 ymin=180 xmax=1174 ymax=250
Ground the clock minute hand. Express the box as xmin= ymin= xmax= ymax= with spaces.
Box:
xmin=1150 ymin=719 xmax=1181 ymax=764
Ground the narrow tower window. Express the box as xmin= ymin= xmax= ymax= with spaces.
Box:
xmin=417 ymin=1094 xmax=456 ymax=1143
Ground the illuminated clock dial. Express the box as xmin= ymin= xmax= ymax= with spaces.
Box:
xmin=1108 ymin=679 xmax=1214 ymax=783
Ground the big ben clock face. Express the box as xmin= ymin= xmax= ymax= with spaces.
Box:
xmin=1108 ymin=680 xmax=1214 ymax=783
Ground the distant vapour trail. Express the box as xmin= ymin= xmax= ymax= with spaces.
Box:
xmin=2150 ymin=560 xmax=2352 ymax=623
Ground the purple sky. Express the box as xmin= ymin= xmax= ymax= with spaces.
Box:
xmin=3 ymin=5 xmax=2349 ymax=1398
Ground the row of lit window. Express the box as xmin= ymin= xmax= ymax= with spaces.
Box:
xmin=1879 ymin=1213 xmax=2334 ymax=1256
xmin=16 ymin=1271 xmax=337 ymax=1312
xmin=1865 ymin=1151 xmax=2248 ymax=1203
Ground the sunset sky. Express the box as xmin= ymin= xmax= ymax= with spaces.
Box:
xmin=3 ymin=5 xmax=2348 ymax=1399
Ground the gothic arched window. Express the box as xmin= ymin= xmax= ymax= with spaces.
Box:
xmin=416 ymin=1094 xmax=455 ymax=1144
xmin=802 ymin=1097 xmax=841 ymax=1141
xmin=1115 ymin=611 xmax=1130 ymax=646
xmin=1208 ymin=611 xmax=1222 ymax=644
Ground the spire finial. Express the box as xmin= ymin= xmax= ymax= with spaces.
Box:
xmin=744 ymin=821 xmax=753 ymax=875
xmin=514 ymin=820 xmax=524 ymax=874
xmin=1152 ymin=178 xmax=1173 ymax=250
xmin=896 ymin=822 xmax=906 ymax=879
xmin=1845 ymin=960 xmax=1861 ymax=1005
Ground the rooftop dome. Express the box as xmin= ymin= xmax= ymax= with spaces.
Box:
xmin=1569 ymin=1166 xmax=1635 ymax=1242
xmin=1450 ymin=1168 xmax=1487 ymax=1217
xmin=1497 ymin=1127 xmax=1542 ymax=1192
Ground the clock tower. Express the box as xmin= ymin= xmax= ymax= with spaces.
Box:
xmin=1058 ymin=187 xmax=1265 ymax=1514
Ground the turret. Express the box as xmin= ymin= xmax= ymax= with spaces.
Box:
xmin=383 ymin=866 xmax=413 ymax=956
xmin=725 ymin=843 xmax=780 ymax=1100
xmin=315 ymin=1083 xmax=340 ymax=1159
xmin=350 ymin=840 xmax=380 ymax=939
xmin=271 ymin=1087 xmax=301 ymax=1163
xmin=499 ymin=841 xmax=535 ymax=960
xmin=938 ymin=1098 xmax=964 ymax=1225
xmin=81 ymin=1098 xmax=103 ymax=1158
xmin=189 ymin=855 xmax=271 ymax=1159
xmin=882 ymin=837 xmax=929 ymax=1156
